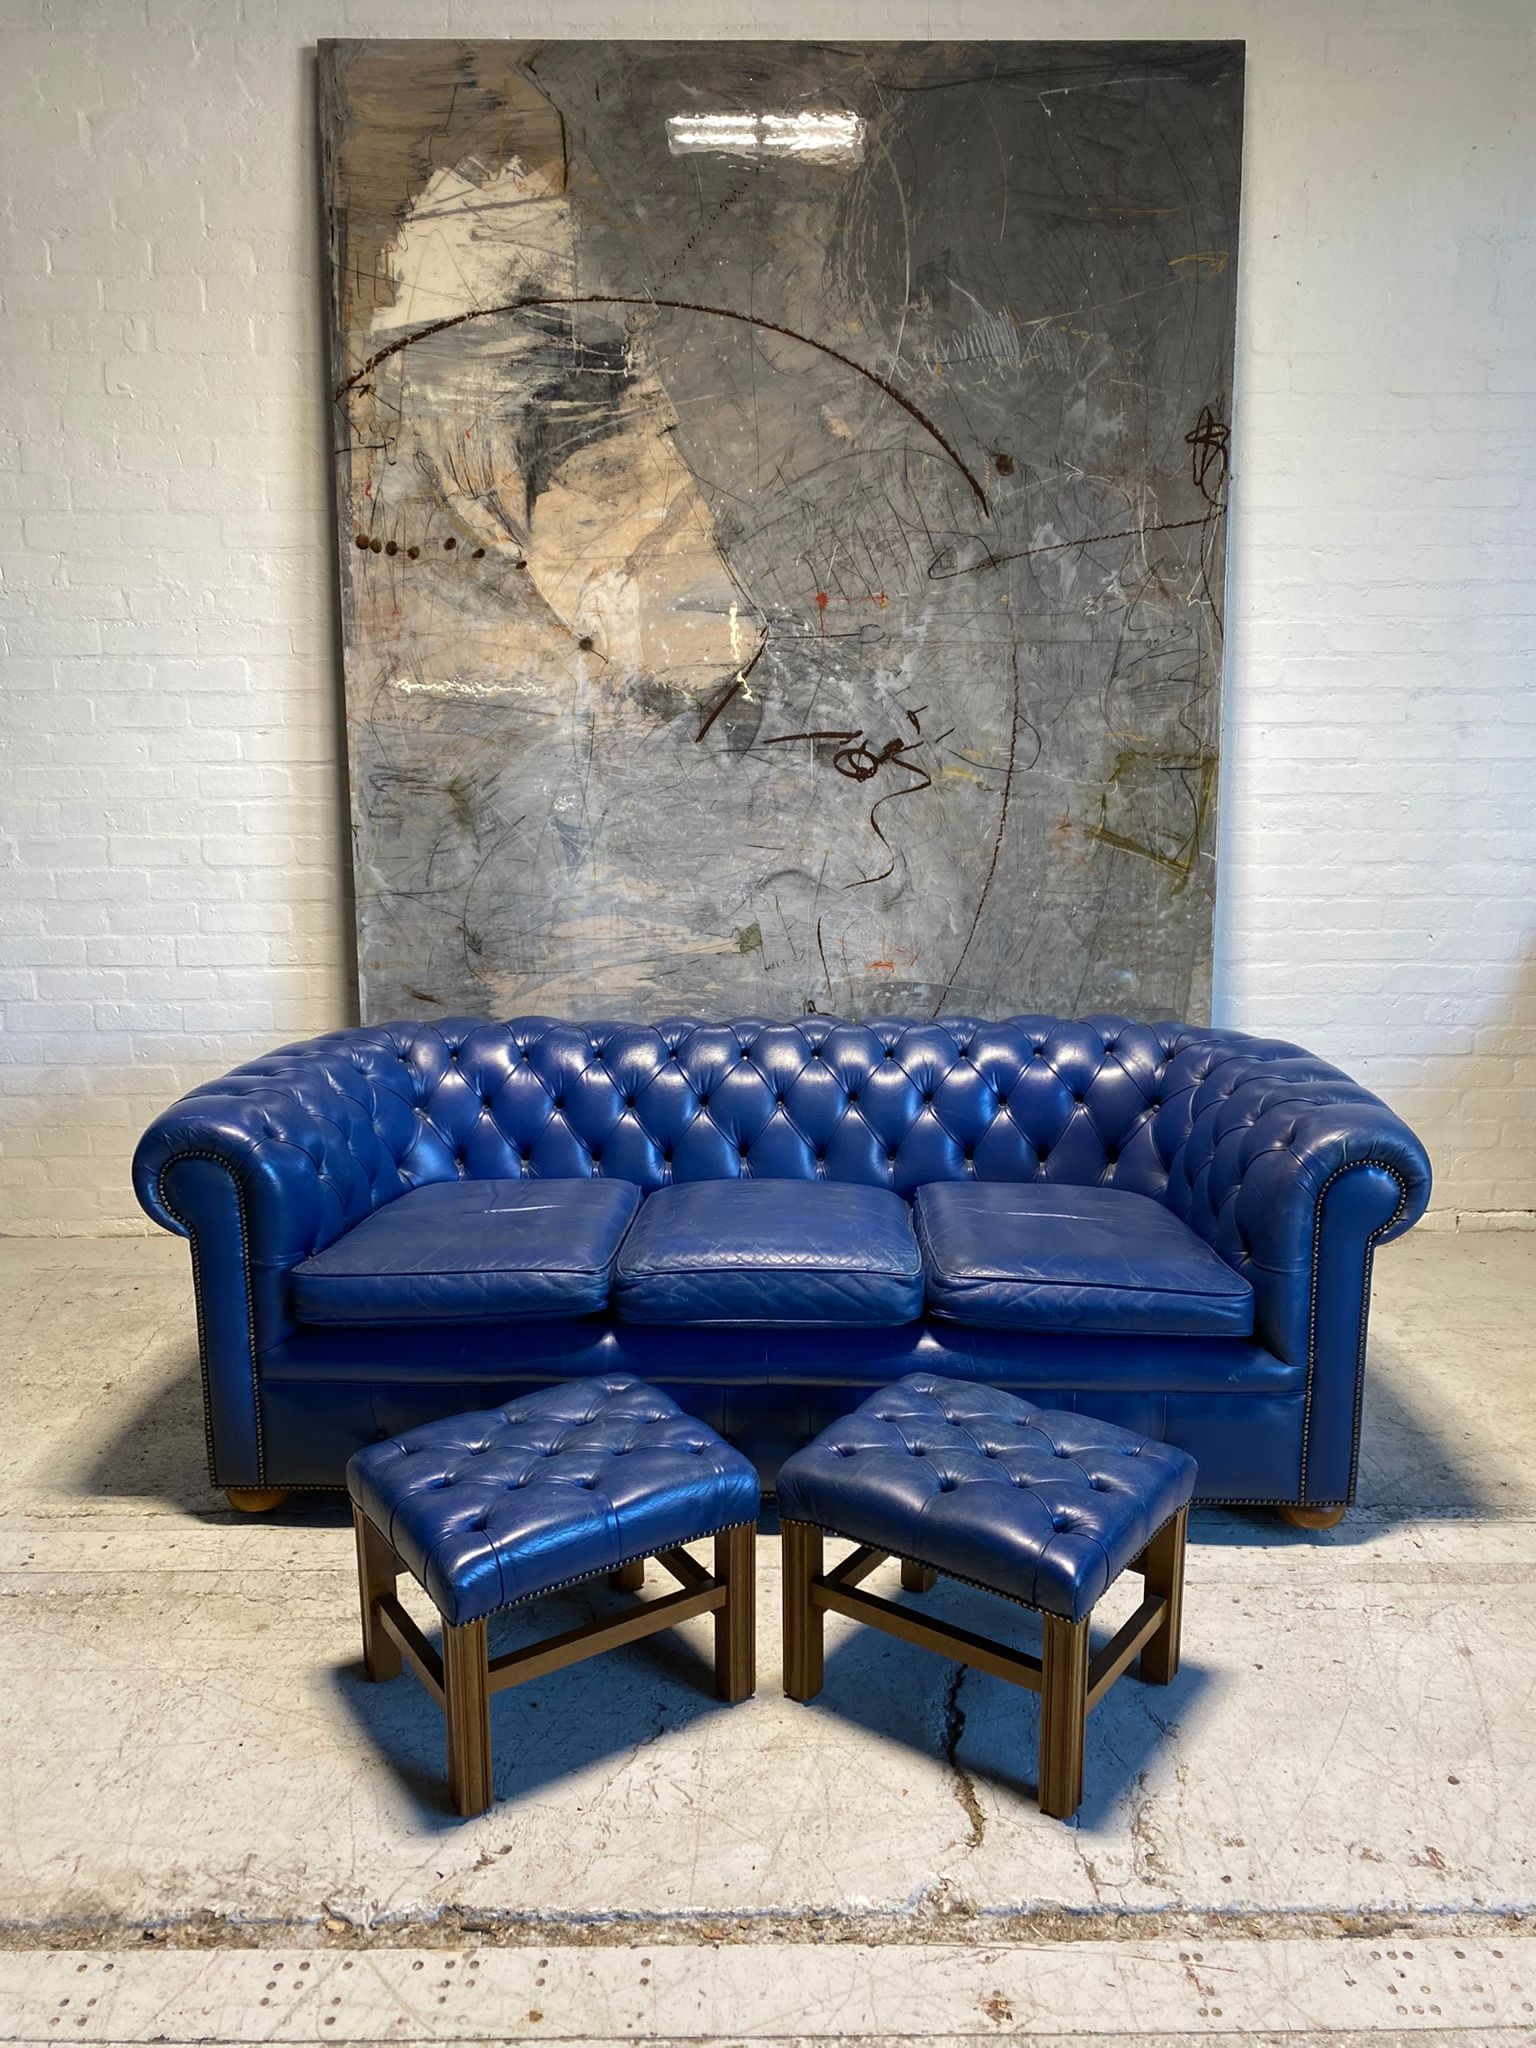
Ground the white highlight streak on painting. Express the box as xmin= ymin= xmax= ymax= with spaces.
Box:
xmin=389 ymin=677 xmax=522 ymax=700
xmin=666 ymin=111 xmax=865 ymax=164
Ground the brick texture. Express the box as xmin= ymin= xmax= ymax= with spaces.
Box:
xmin=2 ymin=0 xmax=1533 ymax=1232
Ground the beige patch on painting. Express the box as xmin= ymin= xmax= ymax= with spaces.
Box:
xmin=353 ymin=141 xmax=764 ymax=704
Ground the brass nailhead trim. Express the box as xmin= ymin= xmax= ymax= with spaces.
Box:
xmin=1300 ymin=1160 xmax=1408 ymax=1503
xmin=352 ymin=1510 xmax=756 ymax=1621
xmin=159 ymin=1151 xmax=266 ymax=1489
xmin=780 ymin=1501 xmax=1189 ymax=1621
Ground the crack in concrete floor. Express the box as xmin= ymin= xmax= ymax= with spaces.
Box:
xmin=940 ymin=1665 xmax=987 ymax=1854
xmin=2 ymin=1230 xmax=1535 ymax=1994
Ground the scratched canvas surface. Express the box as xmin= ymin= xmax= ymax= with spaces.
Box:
xmin=320 ymin=40 xmax=1242 ymax=1022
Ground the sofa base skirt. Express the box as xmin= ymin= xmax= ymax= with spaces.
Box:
xmin=249 ymin=1374 xmax=1312 ymax=1505
xmin=261 ymin=1318 xmax=1303 ymax=1397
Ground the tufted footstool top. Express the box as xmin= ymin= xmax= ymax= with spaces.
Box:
xmin=775 ymin=1373 xmax=1196 ymax=1623
xmin=348 ymin=1375 xmax=760 ymax=1626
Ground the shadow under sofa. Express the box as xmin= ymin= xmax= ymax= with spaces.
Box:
xmin=131 ymin=1013 xmax=1433 ymax=1527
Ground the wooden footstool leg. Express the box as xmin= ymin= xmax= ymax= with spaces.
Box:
xmin=714 ymin=1523 xmax=757 ymax=1702
xmin=901 ymin=1559 xmax=938 ymax=1593
xmin=610 ymin=1558 xmax=646 ymax=1592
xmin=781 ymin=1519 xmax=824 ymax=1701
xmin=443 ymin=1617 xmax=492 ymax=1817
xmin=1039 ymin=1613 xmax=1090 ymax=1819
xmin=352 ymin=1507 xmax=402 ymax=1682
xmin=1138 ymin=1505 xmax=1188 ymax=1686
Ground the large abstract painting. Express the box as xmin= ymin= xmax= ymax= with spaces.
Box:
xmin=320 ymin=40 xmax=1242 ymax=1022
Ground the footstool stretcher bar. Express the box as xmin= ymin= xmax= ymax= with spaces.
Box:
xmin=345 ymin=1376 xmax=761 ymax=1818
xmin=784 ymin=1509 xmax=1186 ymax=1819
xmin=776 ymin=1376 xmax=1198 ymax=1821
xmin=356 ymin=1509 xmax=755 ymax=1816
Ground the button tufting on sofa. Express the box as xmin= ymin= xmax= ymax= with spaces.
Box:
xmin=132 ymin=1013 xmax=1434 ymax=1510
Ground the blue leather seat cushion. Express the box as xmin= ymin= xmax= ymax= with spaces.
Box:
xmin=612 ymin=1179 xmax=923 ymax=1328
xmin=775 ymin=1373 xmax=1198 ymax=1621
xmin=914 ymin=1182 xmax=1253 ymax=1337
xmin=347 ymin=1375 xmax=761 ymax=1625
xmin=291 ymin=1178 xmax=641 ymax=1326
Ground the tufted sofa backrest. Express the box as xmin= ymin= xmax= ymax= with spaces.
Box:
xmin=153 ymin=1016 xmax=1305 ymax=1235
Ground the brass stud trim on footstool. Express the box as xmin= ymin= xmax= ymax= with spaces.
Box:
xmin=781 ymin=1504 xmax=1189 ymax=1821
xmin=353 ymin=1506 xmax=758 ymax=1815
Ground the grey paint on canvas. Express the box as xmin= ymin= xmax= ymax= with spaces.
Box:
xmin=320 ymin=40 xmax=1242 ymax=1023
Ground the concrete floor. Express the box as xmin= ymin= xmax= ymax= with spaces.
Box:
xmin=0 ymin=1231 xmax=1533 ymax=2044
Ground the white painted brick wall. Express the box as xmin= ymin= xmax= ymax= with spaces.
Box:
xmin=2 ymin=0 xmax=1533 ymax=1233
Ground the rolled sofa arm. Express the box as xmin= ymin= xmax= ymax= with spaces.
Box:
xmin=131 ymin=1042 xmax=417 ymax=1486
xmin=1163 ymin=1042 xmax=1433 ymax=1504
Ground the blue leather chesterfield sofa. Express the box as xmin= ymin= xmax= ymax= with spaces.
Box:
xmin=132 ymin=1015 xmax=1432 ymax=1526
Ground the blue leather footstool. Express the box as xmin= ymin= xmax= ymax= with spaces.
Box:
xmin=775 ymin=1374 xmax=1197 ymax=1819
xmin=347 ymin=1376 xmax=761 ymax=1814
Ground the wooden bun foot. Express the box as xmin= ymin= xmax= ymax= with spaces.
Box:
xmin=1278 ymin=1502 xmax=1346 ymax=1531
xmin=225 ymin=1487 xmax=291 ymax=1514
